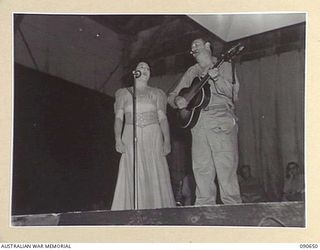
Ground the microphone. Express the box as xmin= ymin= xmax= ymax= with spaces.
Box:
xmin=132 ymin=70 xmax=141 ymax=78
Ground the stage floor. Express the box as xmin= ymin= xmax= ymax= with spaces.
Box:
xmin=11 ymin=201 xmax=305 ymax=227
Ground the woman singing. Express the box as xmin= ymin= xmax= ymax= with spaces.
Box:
xmin=111 ymin=61 xmax=176 ymax=210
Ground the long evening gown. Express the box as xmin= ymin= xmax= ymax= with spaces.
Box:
xmin=111 ymin=86 xmax=176 ymax=210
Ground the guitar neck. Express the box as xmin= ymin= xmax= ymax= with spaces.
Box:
xmin=182 ymin=43 xmax=244 ymax=104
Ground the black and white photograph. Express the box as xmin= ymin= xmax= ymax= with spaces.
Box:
xmin=11 ymin=13 xmax=306 ymax=228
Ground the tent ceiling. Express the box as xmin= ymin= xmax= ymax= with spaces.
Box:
xmin=188 ymin=13 xmax=306 ymax=42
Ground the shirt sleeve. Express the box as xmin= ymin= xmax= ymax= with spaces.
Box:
xmin=168 ymin=65 xmax=198 ymax=108
xmin=214 ymin=61 xmax=240 ymax=101
xmin=156 ymin=89 xmax=168 ymax=122
xmin=114 ymin=88 xmax=125 ymax=120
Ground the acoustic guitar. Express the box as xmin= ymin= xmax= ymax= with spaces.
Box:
xmin=176 ymin=43 xmax=244 ymax=129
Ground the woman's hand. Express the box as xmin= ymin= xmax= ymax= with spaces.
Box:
xmin=115 ymin=139 xmax=125 ymax=154
xmin=163 ymin=140 xmax=171 ymax=156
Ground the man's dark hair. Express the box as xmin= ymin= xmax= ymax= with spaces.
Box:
xmin=192 ymin=37 xmax=214 ymax=53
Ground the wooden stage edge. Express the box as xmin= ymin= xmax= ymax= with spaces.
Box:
xmin=11 ymin=201 xmax=305 ymax=227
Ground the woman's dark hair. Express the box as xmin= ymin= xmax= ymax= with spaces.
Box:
xmin=121 ymin=59 xmax=152 ymax=87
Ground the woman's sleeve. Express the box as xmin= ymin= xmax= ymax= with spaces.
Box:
xmin=114 ymin=88 xmax=125 ymax=120
xmin=156 ymin=89 xmax=168 ymax=122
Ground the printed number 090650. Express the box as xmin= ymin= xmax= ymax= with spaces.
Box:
xmin=300 ymin=244 xmax=318 ymax=248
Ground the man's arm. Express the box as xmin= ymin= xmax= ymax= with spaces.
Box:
xmin=168 ymin=66 xmax=197 ymax=108
xmin=210 ymin=62 xmax=240 ymax=101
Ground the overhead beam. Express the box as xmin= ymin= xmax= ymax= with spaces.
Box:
xmin=14 ymin=14 xmax=24 ymax=35
xmin=17 ymin=27 xmax=40 ymax=71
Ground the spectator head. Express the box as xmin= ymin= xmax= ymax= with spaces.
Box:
xmin=286 ymin=161 xmax=300 ymax=178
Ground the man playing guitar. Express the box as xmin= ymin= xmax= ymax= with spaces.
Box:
xmin=168 ymin=38 xmax=242 ymax=205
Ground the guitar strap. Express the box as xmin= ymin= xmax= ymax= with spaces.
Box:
xmin=231 ymin=60 xmax=236 ymax=104
xmin=211 ymin=62 xmax=236 ymax=106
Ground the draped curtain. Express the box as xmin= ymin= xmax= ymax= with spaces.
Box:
xmin=236 ymin=49 xmax=305 ymax=201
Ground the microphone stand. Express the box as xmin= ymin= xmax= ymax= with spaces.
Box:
xmin=132 ymin=76 xmax=138 ymax=210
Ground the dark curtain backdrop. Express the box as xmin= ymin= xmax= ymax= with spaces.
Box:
xmin=236 ymin=49 xmax=305 ymax=201
xmin=13 ymin=64 xmax=120 ymax=215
